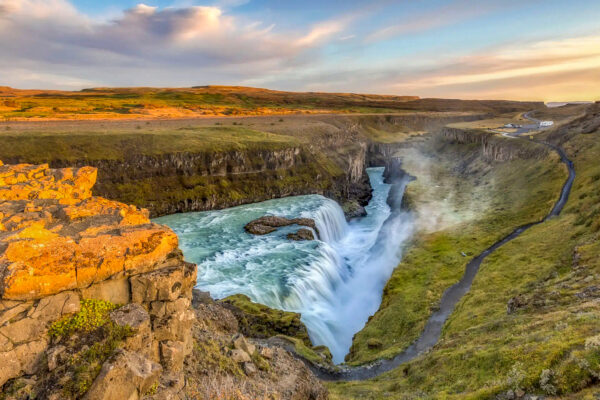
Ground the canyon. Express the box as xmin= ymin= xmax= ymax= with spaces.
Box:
xmin=1 ymin=91 xmax=599 ymax=399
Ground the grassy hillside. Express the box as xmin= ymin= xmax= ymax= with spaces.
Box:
xmin=0 ymin=86 xmax=540 ymax=120
xmin=329 ymin=108 xmax=600 ymax=398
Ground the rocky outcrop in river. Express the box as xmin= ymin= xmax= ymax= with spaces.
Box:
xmin=245 ymin=215 xmax=318 ymax=236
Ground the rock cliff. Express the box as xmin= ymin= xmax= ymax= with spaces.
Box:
xmin=440 ymin=127 xmax=549 ymax=161
xmin=0 ymin=161 xmax=327 ymax=399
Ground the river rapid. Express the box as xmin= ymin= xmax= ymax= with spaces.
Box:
xmin=155 ymin=167 xmax=413 ymax=363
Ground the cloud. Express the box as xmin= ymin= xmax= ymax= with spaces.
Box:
xmin=296 ymin=20 xmax=346 ymax=46
xmin=389 ymin=35 xmax=600 ymax=100
xmin=0 ymin=0 xmax=597 ymax=101
xmin=0 ymin=0 xmax=352 ymax=88
xmin=366 ymin=0 xmax=488 ymax=42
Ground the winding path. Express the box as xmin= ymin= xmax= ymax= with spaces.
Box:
xmin=314 ymin=113 xmax=576 ymax=381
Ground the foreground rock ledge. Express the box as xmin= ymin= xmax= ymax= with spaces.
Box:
xmin=0 ymin=160 xmax=196 ymax=397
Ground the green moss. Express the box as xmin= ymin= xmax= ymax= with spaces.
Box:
xmin=62 ymin=324 xmax=133 ymax=398
xmin=144 ymin=382 xmax=159 ymax=396
xmin=16 ymin=300 xmax=136 ymax=399
xmin=250 ymin=350 xmax=271 ymax=372
xmin=275 ymin=335 xmax=333 ymax=367
xmin=194 ymin=338 xmax=243 ymax=376
xmin=49 ymin=299 xmax=119 ymax=338
xmin=219 ymin=294 xmax=312 ymax=347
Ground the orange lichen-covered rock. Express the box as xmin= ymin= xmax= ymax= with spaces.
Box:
xmin=0 ymin=161 xmax=180 ymax=301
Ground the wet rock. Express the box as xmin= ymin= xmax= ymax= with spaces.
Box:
xmin=342 ymin=200 xmax=367 ymax=219
xmin=245 ymin=216 xmax=318 ymax=237
xmin=287 ymin=228 xmax=315 ymax=241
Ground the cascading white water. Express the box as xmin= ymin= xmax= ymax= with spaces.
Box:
xmin=155 ymin=167 xmax=413 ymax=363
xmin=311 ymin=200 xmax=348 ymax=243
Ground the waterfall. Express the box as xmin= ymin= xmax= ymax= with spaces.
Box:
xmin=309 ymin=199 xmax=348 ymax=243
xmin=155 ymin=167 xmax=414 ymax=364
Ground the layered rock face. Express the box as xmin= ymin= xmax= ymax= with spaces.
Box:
xmin=440 ymin=127 xmax=549 ymax=161
xmin=0 ymin=160 xmax=327 ymax=399
xmin=0 ymin=160 xmax=196 ymax=398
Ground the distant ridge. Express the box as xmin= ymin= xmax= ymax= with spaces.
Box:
xmin=0 ymin=85 xmax=542 ymax=121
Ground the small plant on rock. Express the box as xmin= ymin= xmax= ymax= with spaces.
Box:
xmin=49 ymin=299 xmax=119 ymax=338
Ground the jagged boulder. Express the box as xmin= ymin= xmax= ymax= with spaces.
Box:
xmin=233 ymin=334 xmax=256 ymax=355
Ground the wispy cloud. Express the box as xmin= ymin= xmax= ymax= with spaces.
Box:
xmin=365 ymin=0 xmax=539 ymax=43
xmin=366 ymin=0 xmax=487 ymax=42
xmin=390 ymin=35 xmax=600 ymax=100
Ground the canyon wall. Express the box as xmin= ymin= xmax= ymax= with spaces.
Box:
xmin=440 ymin=127 xmax=549 ymax=161
xmin=0 ymin=113 xmax=488 ymax=219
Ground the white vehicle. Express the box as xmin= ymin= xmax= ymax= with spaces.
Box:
xmin=540 ymin=121 xmax=554 ymax=127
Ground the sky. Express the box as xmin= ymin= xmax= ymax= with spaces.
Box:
xmin=0 ymin=0 xmax=599 ymax=101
